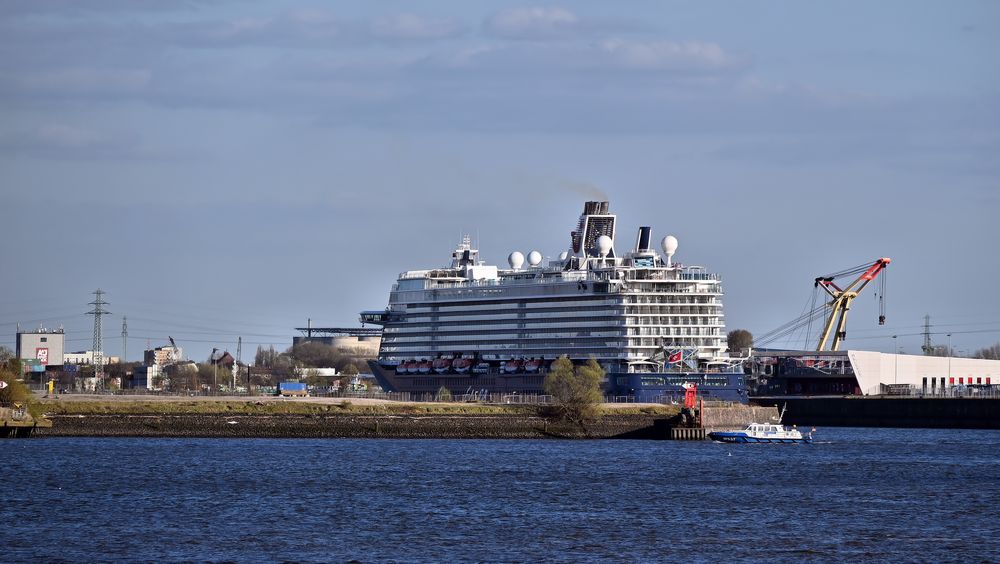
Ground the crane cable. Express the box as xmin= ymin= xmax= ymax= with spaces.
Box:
xmin=878 ymin=267 xmax=887 ymax=325
xmin=804 ymin=286 xmax=820 ymax=349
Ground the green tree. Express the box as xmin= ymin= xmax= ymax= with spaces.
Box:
xmin=197 ymin=363 xmax=232 ymax=392
xmin=165 ymin=363 xmax=199 ymax=392
xmin=543 ymin=356 xmax=604 ymax=428
xmin=0 ymin=345 xmax=14 ymax=364
xmin=303 ymin=368 xmax=326 ymax=387
xmin=289 ymin=342 xmax=341 ymax=368
xmin=0 ymin=363 xmax=32 ymax=406
xmin=727 ymin=329 xmax=753 ymax=354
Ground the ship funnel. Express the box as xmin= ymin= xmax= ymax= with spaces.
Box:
xmin=574 ymin=200 xmax=616 ymax=259
xmin=635 ymin=226 xmax=652 ymax=252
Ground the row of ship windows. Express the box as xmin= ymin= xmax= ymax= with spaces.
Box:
xmin=627 ymin=307 xmax=722 ymax=316
xmin=385 ymin=320 xmax=720 ymax=335
xmin=384 ymin=318 xmax=623 ymax=331
xmin=382 ymin=344 xmax=623 ymax=354
xmin=625 ymin=295 xmax=721 ymax=305
xmin=384 ymin=337 xmax=625 ymax=347
xmin=389 ymin=294 xmax=622 ymax=311
xmin=617 ymin=376 xmax=735 ymax=387
xmin=397 ymin=314 xmax=625 ymax=325
xmin=399 ymin=295 xmax=720 ymax=312
xmin=399 ymin=308 xmax=721 ymax=324
xmin=386 ymin=330 xmax=624 ymax=340
xmin=402 ymin=301 xmax=623 ymax=314
xmin=385 ymin=330 xmax=721 ymax=344
xmin=381 ymin=340 xmax=724 ymax=354
xmin=626 ymin=318 xmax=722 ymax=327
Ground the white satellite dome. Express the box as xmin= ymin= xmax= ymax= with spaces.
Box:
xmin=508 ymin=251 xmax=525 ymax=270
xmin=661 ymin=235 xmax=678 ymax=255
xmin=527 ymin=250 xmax=542 ymax=266
xmin=661 ymin=235 xmax=678 ymax=266
xmin=597 ymin=235 xmax=613 ymax=257
xmin=559 ymin=251 xmax=569 ymax=261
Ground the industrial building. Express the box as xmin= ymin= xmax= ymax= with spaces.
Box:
xmin=144 ymin=343 xmax=184 ymax=366
xmin=752 ymin=349 xmax=1000 ymax=396
xmin=16 ymin=327 xmax=65 ymax=369
xmin=63 ymin=351 xmax=120 ymax=366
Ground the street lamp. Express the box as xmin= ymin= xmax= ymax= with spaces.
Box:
xmin=211 ymin=347 xmax=218 ymax=395
xmin=947 ymin=333 xmax=952 ymax=394
xmin=892 ymin=335 xmax=898 ymax=385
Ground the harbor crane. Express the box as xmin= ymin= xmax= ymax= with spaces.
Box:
xmin=814 ymin=257 xmax=890 ymax=351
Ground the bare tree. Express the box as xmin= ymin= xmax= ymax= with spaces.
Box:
xmin=973 ymin=343 xmax=1000 ymax=360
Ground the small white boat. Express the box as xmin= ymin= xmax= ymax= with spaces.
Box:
xmin=707 ymin=405 xmax=814 ymax=444
xmin=708 ymin=423 xmax=813 ymax=444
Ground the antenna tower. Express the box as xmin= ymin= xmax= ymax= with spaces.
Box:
xmin=121 ymin=316 xmax=128 ymax=364
xmin=233 ymin=337 xmax=243 ymax=391
xmin=88 ymin=289 xmax=111 ymax=390
xmin=921 ymin=314 xmax=933 ymax=355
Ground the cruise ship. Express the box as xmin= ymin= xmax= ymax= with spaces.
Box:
xmin=361 ymin=201 xmax=746 ymax=402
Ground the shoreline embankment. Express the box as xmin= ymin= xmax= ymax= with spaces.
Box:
xmin=36 ymin=413 xmax=664 ymax=439
xmin=26 ymin=397 xmax=777 ymax=439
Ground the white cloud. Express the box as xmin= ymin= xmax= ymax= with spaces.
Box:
xmin=598 ymin=39 xmax=741 ymax=71
xmin=16 ymin=68 xmax=151 ymax=94
xmin=370 ymin=13 xmax=462 ymax=40
xmin=485 ymin=6 xmax=579 ymax=39
xmin=33 ymin=124 xmax=104 ymax=148
xmin=0 ymin=123 xmax=153 ymax=160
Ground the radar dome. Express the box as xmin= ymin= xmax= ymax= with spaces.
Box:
xmin=527 ymin=251 xmax=542 ymax=266
xmin=597 ymin=235 xmax=613 ymax=257
xmin=508 ymin=251 xmax=525 ymax=270
xmin=661 ymin=235 xmax=678 ymax=256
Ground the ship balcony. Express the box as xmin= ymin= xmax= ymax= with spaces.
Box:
xmin=359 ymin=310 xmax=399 ymax=326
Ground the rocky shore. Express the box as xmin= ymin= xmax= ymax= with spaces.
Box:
xmin=37 ymin=412 xmax=666 ymax=440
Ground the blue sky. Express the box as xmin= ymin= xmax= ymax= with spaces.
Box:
xmin=1 ymin=1 xmax=998 ymax=362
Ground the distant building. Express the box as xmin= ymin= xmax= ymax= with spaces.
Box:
xmin=131 ymin=365 xmax=160 ymax=390
xmin=144 ymin=344 xmax=183 ymax=367
xmin=752 ymin=349 xmax=1000 ymax=396
xmin=16 ymin=327 xmax=65 ymax=369
xmin=210 ymin=350 xmax=235 ymax=369
xmin=63 ymin=351 xmax=121 ymax=366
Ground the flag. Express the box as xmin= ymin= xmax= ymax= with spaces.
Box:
xmin=668 ymin=350 xmax=683 ymax=363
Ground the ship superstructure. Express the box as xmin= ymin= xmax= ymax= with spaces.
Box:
xmin=362 ymin=201 xmax=745 ymax=401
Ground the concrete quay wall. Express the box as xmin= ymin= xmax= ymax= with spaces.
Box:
xmin=754 ymin=397 xmax=1000 ymax=429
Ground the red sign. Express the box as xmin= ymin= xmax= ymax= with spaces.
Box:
xmin=35 ymin=347 xmax=49 ymax=365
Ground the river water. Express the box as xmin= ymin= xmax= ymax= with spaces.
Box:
xmin=2 ymin=428 xmax=998 ymax=562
